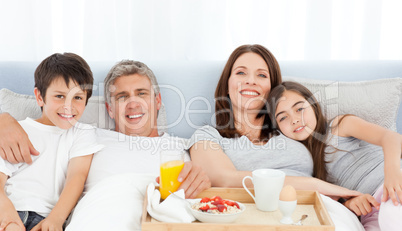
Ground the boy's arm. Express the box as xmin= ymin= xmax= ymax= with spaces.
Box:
xmin=32 ymin=154 xmax=93 ymax=231
xmin=0 ymin=113 xmax=39 ymax=164
xmin=0 ymin=172 xmax=25 ymax=231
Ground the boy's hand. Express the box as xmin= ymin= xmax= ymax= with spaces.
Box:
xmin=343 ymin=194 xmax=380 ymax=216
xmin=31 ymin=215 xmax=64 ymax=231
xmin=0 ymin=200 xmax=25 ymax=231
xmin=2 ymin=223 xmax=24 ymax=231
xmin=0 ymin=113 xmax=39 ymax=164
xmin=382 ymin=169 xmax=402 ymax=205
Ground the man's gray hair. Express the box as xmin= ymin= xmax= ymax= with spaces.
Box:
xmin=104 ymin=60 xmax=160 ymax=104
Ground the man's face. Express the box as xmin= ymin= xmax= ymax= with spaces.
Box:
xmin=106 ymin=74 xmax=161 ymax=137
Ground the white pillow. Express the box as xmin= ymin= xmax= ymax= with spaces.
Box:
xmin=0 ymin=88 xmax=167 ymax=133
xmin=66 ymin=173 xmax=155 ymax=231
xmin=283 ymin=77 xmax=402 ymax=131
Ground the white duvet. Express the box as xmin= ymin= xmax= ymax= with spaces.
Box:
xmin=66 ymin=173 xmax=364 ymax=231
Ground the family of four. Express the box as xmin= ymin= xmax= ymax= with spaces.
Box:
xmin=0 ymin=44 xmax=401 ymax=231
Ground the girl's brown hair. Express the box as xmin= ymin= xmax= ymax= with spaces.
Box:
xmin=215 ymin=44 xmax=282 ymax=140
xmin=268 ymin=81 xmax=329 ymax=180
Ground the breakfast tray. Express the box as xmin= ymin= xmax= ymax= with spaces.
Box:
xmin=141 ymin=187 xmax=335 ymax=231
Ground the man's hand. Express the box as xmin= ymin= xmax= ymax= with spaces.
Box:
xmin=0 ymin=113 xmax=39 ymax=164
xmin=177 ymin=161 xmax=211 ymax=198
xmin=156 ymin=161 xmax=211 ymax=199
xmin=343 ymin=194 xmax=380 ymax=216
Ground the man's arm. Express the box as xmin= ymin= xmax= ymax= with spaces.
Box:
xmin=0 ymin=172 xmax=25 ymax=231
xmin=0 ymin=113 xmax=39 ymax=164
xmin=31 ymin=155 xmax=93 ymax=231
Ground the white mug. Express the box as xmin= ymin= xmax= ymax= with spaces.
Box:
xmin=242 ymin=169 xmax=286 ymax=211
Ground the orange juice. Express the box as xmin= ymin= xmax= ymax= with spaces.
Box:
xmin=159 ymin=160 xmax=185 ymax=199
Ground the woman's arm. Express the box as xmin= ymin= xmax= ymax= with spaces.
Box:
xmin=334 ymin=115 xmax=402 ymax=204
xmin=190 ymin=140 xmax=251 ymax=188
xmin=190 ymin=140 xmax=361 ymax=198
xmin=31 ymin=155 xmax=93 ymax=231
xmin=0 ymin=113 xmax=39 ymax=164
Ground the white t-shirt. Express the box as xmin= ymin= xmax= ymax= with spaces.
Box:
xmin=84 ymin=128 xmax=190 ymax=193
xmin=0 ymin=118 xmax=104 ymax=217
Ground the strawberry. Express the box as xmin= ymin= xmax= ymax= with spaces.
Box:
xmin=233 ymin=202 xmax=240 ymax=209
xmin=223 ymin=200 xmax=235 ymax=206
xmin=199 ymin=204 xmax=210 ymax=211
xmin=200 ymin=197 xmax=210 ymax=203
xmin=210 ymin=196 xmax=222 ymax=202
xmin=212 ymin=200 xmax=224 ymax=205
xmin=217 ymin=204 xmax=227 ymax=212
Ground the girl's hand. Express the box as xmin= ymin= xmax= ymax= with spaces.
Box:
xmin=30 ymin=215 xmax=64 ymax=231
xmin=343 ymin=194 xmax=380 ymax=216
xmin=382 ymin=169 xmax=402 ymax=205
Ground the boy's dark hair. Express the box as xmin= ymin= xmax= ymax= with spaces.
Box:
xmin=34 ymin=52 xmax=93 ymax=105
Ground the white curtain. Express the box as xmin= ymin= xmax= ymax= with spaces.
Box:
xmin=0 ymin=0 xmax=401 ymax=62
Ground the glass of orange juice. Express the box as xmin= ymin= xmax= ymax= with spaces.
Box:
xmin=159 ymin=150 xmax=185 ymax=200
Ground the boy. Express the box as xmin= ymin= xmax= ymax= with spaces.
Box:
xmin=0 ymin=53 xmax=103 ymax=231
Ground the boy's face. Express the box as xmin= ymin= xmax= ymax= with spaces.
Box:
xmin=34 ymin=77 xmax=87 ymax=129
xmin=106 ymin=74 xmax=161 ymax=137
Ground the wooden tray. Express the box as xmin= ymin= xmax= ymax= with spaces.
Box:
xmin=141 ymin=187 xmax=335 ymax=231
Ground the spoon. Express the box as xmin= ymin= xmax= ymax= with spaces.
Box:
xmin=293 ymin=214 xmax=308 ymax=225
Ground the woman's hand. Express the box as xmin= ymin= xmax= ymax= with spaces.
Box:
xmin=382 ymin=168 xmax=402 ymax=205
xmin=343 ymin=194 xmax=380 ymax=216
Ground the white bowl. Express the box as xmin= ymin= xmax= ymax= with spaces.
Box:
xmin=188 ymin=199 xmax=246 ymax=223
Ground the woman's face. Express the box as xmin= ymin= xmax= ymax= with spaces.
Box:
xmin=274 ymin=90 xmax=317 ymax=141
xmin=228 ymin=52 xmax=271 ymax=115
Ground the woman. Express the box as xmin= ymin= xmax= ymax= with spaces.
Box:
xmin=188 ymin=44 xmax=360 ymax=198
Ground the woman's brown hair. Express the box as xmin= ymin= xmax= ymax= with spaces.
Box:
xmin=215 ymin=44 xmax=282 ymax=140
xmin=268 ymin=81 xmax=329 ymax=181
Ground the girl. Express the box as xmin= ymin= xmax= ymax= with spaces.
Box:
xmin=268 ymin=81 xmax=402 ymax=231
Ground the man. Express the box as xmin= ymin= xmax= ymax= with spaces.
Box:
xmin=0 ymin=60 xmax=211 ymax=230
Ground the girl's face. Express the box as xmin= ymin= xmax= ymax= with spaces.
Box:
xmin=228 ymin=52 xmax=271 ymax=114
xmin=274 ymin=90 xmax=317 ymax=141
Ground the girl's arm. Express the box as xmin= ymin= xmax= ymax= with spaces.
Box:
xmin=0 ymin=173 xmax=25 ymax=231
xmin=190 ymin=140 xmax=361 ymax=198
xmin=334 ymin=115 xmax=402 ymax=205
xmin=31 ymin=154 xmax=93 ymax=231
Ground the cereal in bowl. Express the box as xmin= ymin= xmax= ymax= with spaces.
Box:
xmin=191 ymin=196 xmax=241 ymax=214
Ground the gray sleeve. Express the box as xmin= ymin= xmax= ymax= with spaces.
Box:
xmin=187 ymin=125 xmax=223 ymax=149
